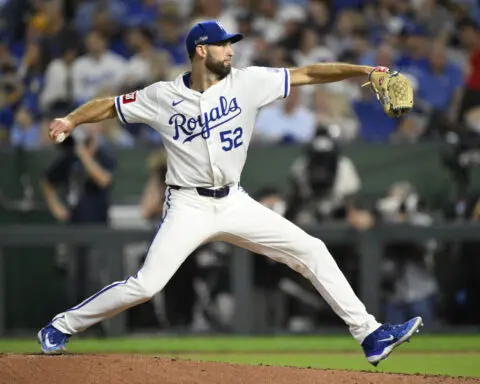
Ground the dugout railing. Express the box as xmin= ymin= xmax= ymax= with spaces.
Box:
xmin=0 ymin=222 xmax=479 ymax=336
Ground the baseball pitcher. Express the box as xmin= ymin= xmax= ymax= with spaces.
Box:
xmin=38 ymin=21 xmax=419 ymax=366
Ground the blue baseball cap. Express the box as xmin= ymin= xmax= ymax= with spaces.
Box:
xmin=186 ymin=20 xmax=243 ymax=55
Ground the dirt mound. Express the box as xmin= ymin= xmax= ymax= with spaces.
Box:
xmin=0 ymin=354 xmax=477 ymax=384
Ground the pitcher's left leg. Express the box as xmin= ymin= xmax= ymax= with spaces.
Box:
xmin=220 ymin=192 xmax=380 ymax=343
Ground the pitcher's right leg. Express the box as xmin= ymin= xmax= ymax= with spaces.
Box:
xmin=38 ymin=187 xmax=215 ymax=352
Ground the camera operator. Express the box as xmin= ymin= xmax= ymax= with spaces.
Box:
xmin=41 ymin=128 xmax=116 ymax=311
xmin=285 ymin=126 xmax=373 ymax=230
xmin=376 ymin=182 xmax=438 ymax=328
xmin=42 ymin=128 xmax=115 ymax=224
xmin=284 ymin=127 xmax=373 ymax=326
xmin=440 ymin=123 xmax=480 ymax=325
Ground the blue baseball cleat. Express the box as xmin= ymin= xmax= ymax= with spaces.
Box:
xmin=362 ymin=316 xmax=423 ymax=366
xmin=37 ymin=325 xmax=70 ymax=354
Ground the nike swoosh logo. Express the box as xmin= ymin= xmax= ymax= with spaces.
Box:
xmin=172 ymin=99 xmax=184 ymax=106
xmin=44 ymin=333 xmax=56 ymax=348
xmin=378 ymin=335 xmax=394 ymax=342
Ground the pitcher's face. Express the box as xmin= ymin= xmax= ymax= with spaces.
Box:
xmin=204 ymin=41 xmax=234 ymax=79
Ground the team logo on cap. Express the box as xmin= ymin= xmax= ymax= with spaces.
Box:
xmin=195 ymin=35 xmax=208 ymax=44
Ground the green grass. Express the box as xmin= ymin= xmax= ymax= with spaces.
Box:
xmin=1 ymin=334 xmax=480 ymax=377
xmin=1 ymin=334 xmax=480 ymax=354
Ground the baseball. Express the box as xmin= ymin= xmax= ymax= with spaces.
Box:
xmin=55 ymin=132 xmax=66 ymax=144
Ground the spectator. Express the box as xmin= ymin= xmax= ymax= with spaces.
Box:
xmin=124 ymin=27 xmax=172 ymax=89
xmin=250 ymin=36 xmax=272 ymax=67
xmin=306 ymin=0 xmax=331 ymax=36
xmin=39 ymin=45 xmax=78 ymax=118
xmin=292 ymin=28 xmax=336 ymax=67
xmin=231 ymin=11 xmax=256 ymax=68
xmin=314 ymin=87 xmax=359 ymax=142
xmin=269 ymin=44 xmax=293 ymax=68
xmin=190 ymin=0 xmax=238 ymax=33
xmin=376 ymin=182 xmax=439 ymax=328
xmin=413 ymin=0 xmax=455 ymax=43
xmin=10 ymin=105 xmax=41 ymax=150
xmin=386 ymin=0 xmax=414 ymax=37
xmin=417 ymin=43 xmax=464 ymax=138
xmin=276 ymin=5 xmax=307 ymax=52
xmin=254 ymin=85 xmax=316 ymax=144
xmin=37 ymin=0 xmax=80 ymax=72
xmin=122 ymin=0 xmax=158 ymax=28
xmin=24 ymin=1 xmax=52 ymax=43
xmin=349 ymin=30 xmax=373 ymax=65
xmin=73 ymin=0 xmax=100 ymax=37
xmin=458 ymin=19 xmax=480 ymax=125
xmin=0 ymin=0 xmax=30 ymax=42
xmin=292 ymin=27 xmax=336 ymax=108
xmin=156 ymin=12 xmax=188 ymax=66
xmin=17 ymin=41 xmax=44 ymax=117
xmin=253 ymin=0 xmax=284 ymax=44
xmin=72 ymin=31 xmax=126 ymax=106
xmin=358 ymin=41 xmax=396 ymax=69
xmin=74 ymin=0 xmax=126 ymax=37
xmin=326 ymin=9 xmax=364 ymax=59
xmin=395 ymin=24 xmax=429 ymax=80
xmin=90 ymin=8 xmax=122 ymax=53
xmin=121 ymin=26 xmax=173 ymax=138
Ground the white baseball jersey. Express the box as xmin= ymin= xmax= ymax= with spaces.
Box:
xmin=114 ymin=67 xmax=291 ymax=187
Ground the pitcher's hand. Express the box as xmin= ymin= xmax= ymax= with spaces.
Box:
xmin=49 ymin=117 xmax=74 ymax=143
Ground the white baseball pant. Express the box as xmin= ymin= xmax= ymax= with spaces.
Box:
xmin=51 ymin=185 xmax=380 ymax=343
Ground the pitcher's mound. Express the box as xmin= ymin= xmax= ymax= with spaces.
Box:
xmin=0 ymin=354 xmax=476 ymax=384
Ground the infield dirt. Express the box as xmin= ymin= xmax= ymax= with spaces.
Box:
xmin=0 ymin=354 xmax=478 ymax=384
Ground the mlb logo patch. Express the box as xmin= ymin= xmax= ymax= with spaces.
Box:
xmin=122 ymin=92 xmax=137 ymax=104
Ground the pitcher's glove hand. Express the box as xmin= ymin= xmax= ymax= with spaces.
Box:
xmin=362 ymin=66 xmax=414 ymax=118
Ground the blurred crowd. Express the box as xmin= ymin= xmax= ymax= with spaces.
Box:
xmin=0 ymin=0 xmax=480 ymax=148
xmin=2 ymin=0 xmax=480 ymax=333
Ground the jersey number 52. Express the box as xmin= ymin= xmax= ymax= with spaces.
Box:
xmin=220 ymin=127 xmax=243 ymax=152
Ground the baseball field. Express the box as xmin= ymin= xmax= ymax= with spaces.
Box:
xmin=1 ymin=334 xmax=479 ymax=383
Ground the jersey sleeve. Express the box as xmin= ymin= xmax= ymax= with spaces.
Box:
xmin=114 ymin=84 xmax=159 ymax=125
xmin=243 ymin=66 xmax=290 ymax=108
